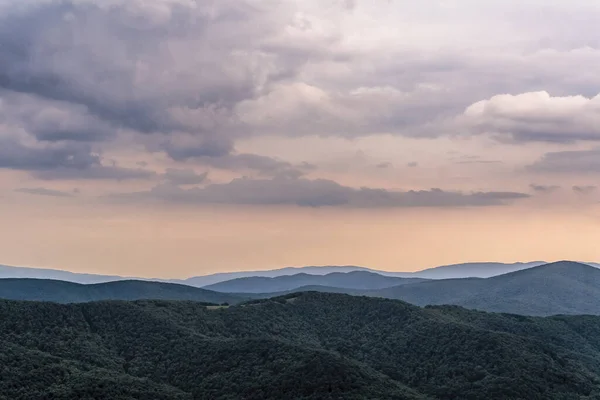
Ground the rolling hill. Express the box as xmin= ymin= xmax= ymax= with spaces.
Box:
xmin=204 ymin=271 xmax=426 ymax=293
xmin=371 ymin=261 xmax=600 ymax=315
xmin=0 ymin=279 xmax=247 ymax=304
xmin=0 ymin=260 xmax=563 ymax=287
xmin=2 ymin=293 xmax=600 ymax=399
xmin=412 ymin=261 xmax=546 ymax=279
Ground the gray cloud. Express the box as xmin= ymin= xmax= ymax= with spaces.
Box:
xmin=164 ymin=168 xmax=208 ymax=185
xmin=573 ymin=185 xmax=597 ymax=195
xmin=455 ymin=160 xmax=502 ymax=165
xmin=201 ymin=153 xmax=313 ymax=179
xmin=2 ymin=0 xmax=600 ymax=193
xmin=15 ymin=187 xmax=75 ymax=197
xmin=34 ymin=166 xmax=156 ymax=181
xmin=0 ymin=136 xmax=155 ymax=180
xmin=113 ymin=177 xmax=529 ymax=208
xmin=529 ymin=184 xmax=561 ymax=194
xmin=527 ymin=149 xmax=600 ymax=174
xmin=0 ymin=137 xmax=99 ymax=171
xmin=0 ymin=91 xmax=114 ymax=142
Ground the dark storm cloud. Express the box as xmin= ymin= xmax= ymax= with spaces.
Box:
xmin=15 ymin=187 xmax=75 ymax=197
xmin=113 ymin=177 xmax=529 ymax=208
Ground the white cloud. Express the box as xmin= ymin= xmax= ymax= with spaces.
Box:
xmin=462 ymin=91 xmax=600 ymax=142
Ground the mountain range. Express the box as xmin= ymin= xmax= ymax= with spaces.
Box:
xmin=369 ymin=261 xmax=600 ymax=316
xmin=0 ymin=260 xmax=555 ymax=286
xmin=204 ymin=271 xmax=426 ymax=293
xmin=2 ymin=293 xmax=600 ymax=399
xmin=2 ymin=261 xmax=600 ymax=316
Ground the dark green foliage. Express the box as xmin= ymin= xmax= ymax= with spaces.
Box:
xmin=0 ymin=278 xmax=248 ymax=304
xmin=2 ymin=294 xmax=600 ymax=399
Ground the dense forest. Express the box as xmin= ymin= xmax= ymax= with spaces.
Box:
xmin=0 ymin=278 xmax=247 ymax=305
xmin=2 ymin=293 xmax=600 ymax=399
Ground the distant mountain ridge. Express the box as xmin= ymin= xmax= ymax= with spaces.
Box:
xmin=0 ymin=260 xmax=568 ymax=286
xmin=204 ymin=271 xmax=426 ymax=293
xmin=2 ymin=261 xmax=600 ymax=316
xmin=367 ymin=261 xmax=600 ymax=316
xmin=0 ymin=279 xmax=247 ymax=304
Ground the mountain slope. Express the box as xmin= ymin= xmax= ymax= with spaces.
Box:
xmin=0 ymin=279 xmax=246 ymax=304
xmin=412 ymin=261 xmax=546 ymax=279
xmin=2 ymin=294 xmax=600 ymax=399
xmin=0 ymin=260 xmax=588 ymax=288
xmin=373 ymin=261 xmax=600 ymax=316
xmin=204 ymin=271 xmax=425 ymax=293
xmin=0 ymin=264 xmax=129 ymax=284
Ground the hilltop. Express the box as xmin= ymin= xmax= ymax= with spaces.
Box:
xmin=1 ymin=293 xmax=600 ymax=399
xmin=0 ymin=279 xmax=246 ymax=305
xmin=373 ymin=261 xmax=600 ymax=315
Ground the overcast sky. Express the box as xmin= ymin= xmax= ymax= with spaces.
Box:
xmin=1 ymin=0 xmax=600 ymax=277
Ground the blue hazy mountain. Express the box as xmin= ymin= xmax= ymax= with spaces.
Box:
xmin=370 ymin=261 xmax=600 ymax=316
xmin=0 ymin=260 xmax=593 ymax=288
xmin=203 ymin=271 xmax=426 ymax=293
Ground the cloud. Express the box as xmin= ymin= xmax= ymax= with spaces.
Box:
xmin=113 ymin=177 xmax=529 ymax=208
xmin=0 ymin=137 xmax=99 ymax=171
xmin=462 ymin=91 xmax=600 ymax=143
xmin=529 ymin=184 xmax=560 ymax=194
xmin=527 ymin=149 xmax=600 ymax=174
xmin=163 ymin=168 xmax=208 ymax=185
xmin=0 ymin=136 xmax=155 ymax=180
xmin=34 ymin=166 xmax=156 ymax=181
xmin=0 ymin=92 xmax=114 ymax=142
xmin=15 ymin=187 xmax=75 ymax=197
xmin=3 ymin=0 xmax=600 ymax=192
xmin=573 ymin=185 xmax=597 ymax=195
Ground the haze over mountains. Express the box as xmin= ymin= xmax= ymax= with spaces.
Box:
xmin=1 ymin=261 xmax=600 ymax=316
xmin=204 ymin=271 xmax=426 ymax=293
xmin=370 ymin=261 xmax=600 ymax=316
xmin=0 ymin=260 xmax=564 ymax=286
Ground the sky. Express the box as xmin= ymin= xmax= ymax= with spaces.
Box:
xmin=2 ymin=0 xmax=600 ymax=278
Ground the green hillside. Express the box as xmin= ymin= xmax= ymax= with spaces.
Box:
xmin=0 ymin=279 xmax=246 ymax=305
xmin=2 ymin=293 xmax=600 ymax=399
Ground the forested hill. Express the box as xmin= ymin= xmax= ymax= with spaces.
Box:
xmin=2 ymin=293 xmax=600 ymax=399
xmin=0 ymin=278 xmax=246 ymax=305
